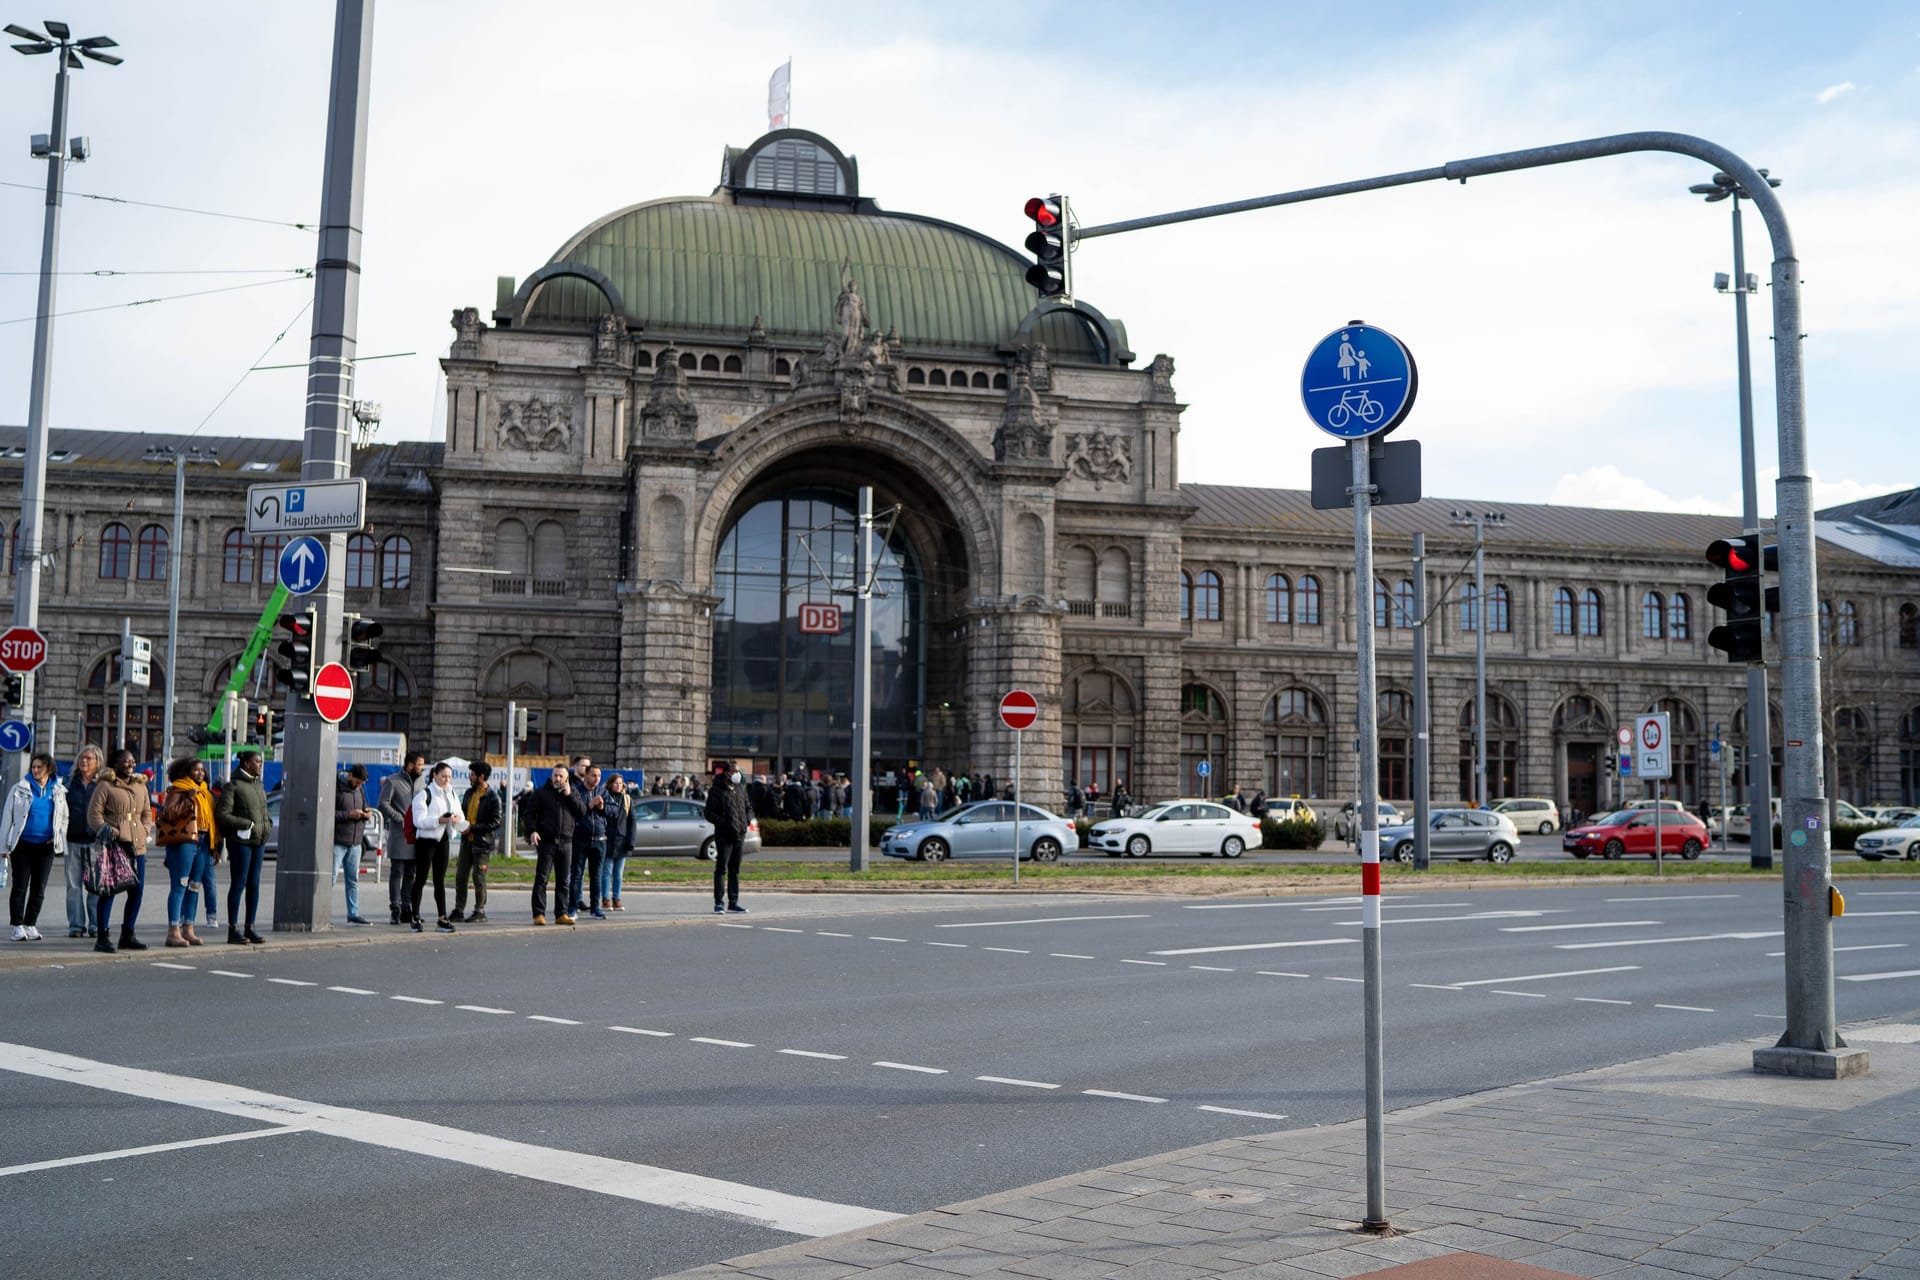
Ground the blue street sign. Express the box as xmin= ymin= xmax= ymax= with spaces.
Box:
xmin=1710 ymin=739 xmax=1722 ymax=755
xmin=0 ymin=720 xmax=32 ymax=752
xmin=1620 ymin=755 xmax=1633 ymax=777
xmin=278 ymin=535 xmax=328 ymax=596
xmin=1300 ymin=323 xmax=1418 ymax=440
xmin=1196 ymin=760 xmax=1212 ymax=778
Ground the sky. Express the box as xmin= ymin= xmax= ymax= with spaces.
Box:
xmin=2 ymin=0 xmax=1916 ymax=517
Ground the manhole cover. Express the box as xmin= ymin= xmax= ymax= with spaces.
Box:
xmin=1192 ymin=1188 xmax=1264 ymax=1204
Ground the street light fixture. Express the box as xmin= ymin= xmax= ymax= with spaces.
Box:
xmin=1691 ymin=166 xmax=1781 ymax=871
xmin=9 ymin=18 xmax=122 ymax=781
xmin=1447 ymin=509 xmax=1506 ymax=810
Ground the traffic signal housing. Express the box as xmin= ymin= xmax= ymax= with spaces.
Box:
xmin=274 ymin=607 xmax=318 ymax=696
xmin=1 ymin=673 xmax=21 ymax=706
xmin=1705 ymin=536 xmax=1777 ymax=664
xmin=1023 ymin=194 xmax=1070 ymax=299
xmin=345 ymin=613 xmax=384 ymax=673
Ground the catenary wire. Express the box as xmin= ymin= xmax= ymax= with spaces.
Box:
xmin=0 ymin=179 xmax=314 ymax=230
xmin=0 ymin=274 xmax=311 ymax=326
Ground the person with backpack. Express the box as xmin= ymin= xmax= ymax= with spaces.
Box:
xmin=86 ymin=749 xmax=152 ymax=953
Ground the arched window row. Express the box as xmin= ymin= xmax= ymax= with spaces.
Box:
xmin=492 ymin=519 xmax=568 ymax=593
xmin=634 ymin=348 xmax=745 ymax=375
xmin=1062 ymin=667 xmax=1136 ymax=796
xmin=1640 ymin=590 xmax=1692 ymax=640
xmin=1264 ymin=685 xmax=1329 ymax=798
xmin=904 ymin=367 xmax=1008 ymax=390
xmin=1551 ymin=586 xmax=1605 ymax=637
xmin=1459 ymin=582 xmax=1512 ymax=634
xmin=1263 ymin=573 xmax=1323 ymax=625
xmin=1180 ymin=569 xmax=1222 ymax=622
xmin=1062 ymin=544 xmax=1133 ymax=618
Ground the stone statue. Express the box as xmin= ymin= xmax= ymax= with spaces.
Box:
xmin=833 ymin=258 xmax=868 ymax=356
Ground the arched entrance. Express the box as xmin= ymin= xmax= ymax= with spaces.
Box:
xmin=1553 ymin=694 xmax=1613 ymax=822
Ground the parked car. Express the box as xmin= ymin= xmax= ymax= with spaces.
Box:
xmin=1260 ymin=797 xmax=1320 ymax=825
xmin=1702 ymin=805 xmax=1739 ymax=839
xmin=1492 ymin=797 xmax=1560 ymax=835
xmin=1620 ymin=798 xmax=1688 ymax=813
xmin=1728 ymin=797 xmax=1871 ymax=845
xmin=1853 ymin=816 xmax=1920 ymax=861
xmin=1334 ymin=801 xmax=1404 ymax=841
xmin=1861 ymin=806 xmax=1920 ymax=828
xmin=1563 ymin=808 xmax=1709 ymax=860
xmin=880 ymin=801 xmax=1073 ymax=863
xmin=627 ymin=797 xmax=761 ymax=861
xmin=1378 ymin=808 xmax=1520 ymax=863
xmin=1087 ymin=800 xmax=1265 ymax=858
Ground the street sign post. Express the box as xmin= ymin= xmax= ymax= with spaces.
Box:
xmin=1196 ymin=758 xmax=1212 ymax=799
xmin=1635 ymin=713 xmax=1673 ymax=875
xmin=311 ymin=662 xmax=355 ymax=725
xmin=1000 ymin=690 xmax=1038 ymax=883
xmin=277 ymin=535 xmax=330 ymax=596
xmin=0 ymin=720 xmax=31 ymax=752
xmin=245 ymin=477 xmax=367 ymax=536
xmin=0 ymin=626 xmax=47 ymax=675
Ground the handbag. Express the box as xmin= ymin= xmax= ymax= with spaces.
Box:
xmin=84 ymin=843 xmax=137 ymax=897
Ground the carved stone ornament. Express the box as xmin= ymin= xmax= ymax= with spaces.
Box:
xmin=1064 ymin=428 xmax=1133 ymax=488
xmin=495 ymin=393 xmax=577 ymax=453
xmin=450 ymin=306 xmax=484 ymax=356
xmin=790 ymin=273 xmax=897 ymax=426
xmin=1018 ymin=340 xmax=1052 ymax=392
xmin=993 ymin=367 xmax=1053 ymax=464
xmin=1148 ymin=353 xmax=1176 ymax=401
xmin=594 ymin=312 xmax=624 ymax=365
xmin=640 ymin=347 xmax=699 ymax=441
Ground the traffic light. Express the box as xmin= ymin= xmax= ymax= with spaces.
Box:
xmin=1706 ymin=536 xmax=1777 ymax=664
xmin=1023 ymin=194 xmax=1070 ymax=299
xmin=274 ymin=607 xmax=318 ymax=696
xmin=1 ymin=673 xmax=21 ymax=706
xmin=512 ymin=705 xmax=530 ymax=741
xmin=345 ymin=613 xmax=383 ymax=673
xmin=265 ymin=709 xmax=281 ymax=759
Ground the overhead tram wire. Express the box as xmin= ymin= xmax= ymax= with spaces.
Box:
xmin=180 ymin=297 xmax=313 ymax=442
xmin=0 ymin=178 xmax=315 ymax=231
xmin=0 ymin=273 xmax=312 ymax=326
xmin=0 ymin=267 xmax=312 ymax=277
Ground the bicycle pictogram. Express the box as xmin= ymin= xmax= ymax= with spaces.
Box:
xmin=1324 ymin=389 xmax=1386 ymax=430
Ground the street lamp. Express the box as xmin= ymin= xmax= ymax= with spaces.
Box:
xmin=1691 ymin=167 xmax=1781 ymax=871
xmin=142 ymin=445 xmax=219 ymax=762
xmin=1447 ymin=509 xmax=1506 ymax=809
xmin=8 ymin=19 xmax=122 ymax=780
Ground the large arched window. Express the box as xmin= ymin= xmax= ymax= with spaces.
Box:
xmin=1191 ymin=570 xmax=1221 ymax=622
xmin=1063 ymin=545 xmax=1096 ymax=613
xmin=380 ymin=535 xmax=413 ymax=590
xmin=1642 ymin=591 xmax=1665 ymax=640
xmin=482 ymin=649 xmax=575 ymax=756
xmin=1374 ymin=578 xmax=1391 ymax=628
xmin=1096 ymin=548 xmax=1130 ymax=617
xmin=1460 ymin=695 xmax=1522 ymax=802
xmin=85 ymin=654 xmax=169 ymax=758
xmin=1818 ymin=599 xmax=1833 ymax=641
xmin=212 ymin=653 xmax=290 ymax=704
xmin=1376 ymin=578 xmax=1412 ymax=629
xmin=255 ymin=535 xmax=287 ymax=586
xmin=1834 ymin=706 xmax=1873 ymax=806
xmin=1068 ymin=546 xmax=1131 ymax=618
xmin=1265 ymin=573 xmax=1291 ymax=624
xmin=1178 ymin=570 xmax=1193 ymax=622
xmin=531 ymin=521 xmax=566 ymax=586
xmin=1552 ymin=587 xmax=1575 ymax=635
xmin=99 ymin=522 xmax=131 ymax=580
xmin=135 ymin=525 xmax=169 ymax=581
xmin=1460 ymin=582 xmax=1479 ymax=633
xmin=1901 ymin=706 xmax=1920 ymax=805
xmin=1669 ymin=592 xmax=1691 ymax=641
xmin=1488 ymin=584 xmax=1512 ymax=633
xmin=1900 ymin=603 xmax=1920 ymax=650
xmin=1378 ymin=689 xmax=1413 ymax=800
xmin=344 ymin=533 xmax=377 ymax=589
xmin=1062 ymin=668 xmax=1135 ymax=797
xmin=494 ymin=519 xmax=530 ymax=575
xmin=1180 ymin=683 xmax=1228 ymax=796
xmin=1264 ymin=687 xmax=1328 ymax=798
xmin=1297 ymin=575 xmax=1322 ymax=625
xmin=350 ymin=657 xmax=413 ymax=734
xmin=222 ymin=528 xmax=254 ymax=585
xmin=1578 ymin=588 xmax=1604 ymax=637
xmin=1837 ymin=600 xmax=1859 ymax=647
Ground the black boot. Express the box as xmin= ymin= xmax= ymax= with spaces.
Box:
xmin=94 ymin=933 xmax=115 ymax=953
xmin=228 ymin=927 xmax=246 ymax=945
xmin=244 ymin=928 xmax=265 ymax=945
xmin=118 ymin=930 xmax=147 ymax=952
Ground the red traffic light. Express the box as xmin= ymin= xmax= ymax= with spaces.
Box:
xmin=1706 ymin=537 xmax=1754 ymax=574
xmin=1024 ymin=196 xmax=1060 ymax=228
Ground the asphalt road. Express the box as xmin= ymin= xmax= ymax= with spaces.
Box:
xmin=3 ymin=881 xmax=1916 ymax=1277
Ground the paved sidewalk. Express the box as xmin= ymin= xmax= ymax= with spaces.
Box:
xmin=668 ymin=1024 xmax=1920 ymax=1280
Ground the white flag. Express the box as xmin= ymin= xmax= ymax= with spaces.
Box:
xmin=768 ymin=59 xmax=791 ymax=129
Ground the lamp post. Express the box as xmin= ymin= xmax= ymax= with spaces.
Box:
xmin=6 ymin=19 xmax=121 ymax=782
xmin=1692 ymin=167 xmax=1781 ymax=871
xmin=142 ymin=445 xmax=219 ymax=763
xmin=1447 ymin=509 xmax=1505 ymax=810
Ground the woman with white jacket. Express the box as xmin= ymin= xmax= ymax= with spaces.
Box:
xmin=4 ymin=753 xmax=68 ymax=941
xmin=407 ymin=761 xmax=466 ymax=933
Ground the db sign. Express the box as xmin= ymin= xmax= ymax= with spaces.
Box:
xmin=797 ymin=603 xmax=842 ymax=635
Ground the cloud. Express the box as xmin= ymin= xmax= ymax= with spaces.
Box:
xmin=1546 ymin=466 xmax=1914 ymax=517
xmin=1816 ymin=81 xmax=1857 ymax=104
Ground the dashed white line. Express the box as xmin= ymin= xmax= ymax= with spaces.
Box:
xmin=1324 ymin=976 xmax=1364 ymax=983
xmin=1575 ymin=997 xmax=1633 ymax=1005
xmin=1492 ymin=990 xmax=1548 ymax=999
xmin=1301 ymin=902 xmax=1474 ymax=912
xmin=690 ymin=1037 xmax=753 ymax=1047
xmin=762 ymin=927 xmax=805 ymax=934
xmin=1049 ymin=953 xmax=1095 ymax=960
xmin=1120 ymin=959 xmax=1167 ymax=966
xmin=925 ymin=941 xmax=968 ymax=948
xmin=1198 ymin=1105 xmax=1287 ymax=1120
xmin=977 ymin=1075 xmax=1058 ymax=1089
xmin=1182 ymin=901 xmax=1296 ymax=910
xmin=208 ymin=970 xmax=252 ymax=979
xmin=1839 ymin=969 xmax=1920 ymax=983
xmin=528 ymin=1015 xmax=582 ymax=1026
xmin=1655 ymin=1004 xmax=1715 ymax=1013
xmin=1151 ymin=939 xmax=1354 ymax=956
xmin=715 ymin=923 xmax=754 ymax=930
xmin=1841 ymin=911 xmax=1920 ymax=918
xmin=391 ymin=996 xmax=443 ymax=1005
xmin=1605 ymin=894 xmax=1740 ymax=902
xmin=328 ymin=986 xmax=377 ymax=995
xmin=1768 ymin=944 xmax=1907 ymax=957
xmin=1084 ymin=1089 xmax=1167 ymax=1104
xmin=1409 ymin=983 xmax=1463 ymax=991
xmin=815 ymin=931 xmax=852 ymax=938
xmin=1557 ymin=932 xmax=1778 ymax=950
xmin=868 ymin=937 xmax=908 ymax=943
xmin=1336 ymin=911 xmax=1552 ymax=926
xmin=266 ymin=978 xmax=316 ymax=987
xmin=873 ymin=1061 xmax=946 ymax=1074
xmin=983 ymin=947 xmax=1029 ymax=954
xmin=1755 ymin=1013 xmax=1788 ymax=1019
xmin=1257 ymin=971 xmax=1311 ymax=978
xmin=1447 ymin=966 xmax=1639 ymax=988
xmin=150 ymin=962 xmax=195 ymax=971
xmin=1188 ymin=965 xmax=1236 ymax=972
xmin=1500 ymin=921 xmax=1661 ymax=932
xmin=608 ymin=1027 xmax=673 ymax=1037
xmin=778 ymin=1049 xmax=847 ymax=1060
xmin=456 ymin=1005 xmax=514 ymax=1015
xmin=937 ymin=914 xmax=1152 ymax=928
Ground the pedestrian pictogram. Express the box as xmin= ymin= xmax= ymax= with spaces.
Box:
xmin=1300 ymin=323 xmax=1418 ymax=440
xmin=0 ymin=626 xmax=48 ymax=675
xmin=999 ymin=690 xmax=1038 ymax=731
xmin=311 ymin=661 xmax=355 ymax=724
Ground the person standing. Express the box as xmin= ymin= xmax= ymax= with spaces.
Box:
xmin=333 ymin=764 xmax=373 ymax=926
xmin=160 ymin=757 xmax=214 ymax=947
xmin=570 ymin=765 xmax=608 ymax=919
xmin=62 ymin=743 xmax=102 ymax=938
xmin=183 ymin=759 xmax=220 ymax=932
xmin=703 ymin=762 xmax=751 ymax=915
xmin=408 ymin=761 xmax=464 ymax=933
xmin=526 ymin=766 xmax=584 ymax=925
xmin=5 ymin=752 xmax=67 ymax=941
xmin=216 ymin=750 xmax=270 ymax=946
xmin=598 ymin=771 xmax=632 ymax=911
xmin=452 ymin=761 xmax=501 ymax=923
xmin=377 ymin=752 xmax=425 ymax=926
xmin=86 ymin=749 xmax=151 ymax=953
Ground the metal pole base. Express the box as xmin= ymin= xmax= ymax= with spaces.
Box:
xmin=1753 ymin=1044 xmax=1870 ymax=1079
xmin=1358 ymin=1218 xmax=1393 ymax=1234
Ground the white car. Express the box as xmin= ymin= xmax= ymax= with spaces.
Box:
xmin=1492 ymin=797 xmax=1560 ymax=835
xmin=1854 ymin=816 xmax=1920 ymax=861
xmin=1087 ymin=800 xmax=1265 ymax=858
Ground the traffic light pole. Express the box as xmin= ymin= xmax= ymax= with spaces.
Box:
xmin=274 ymin=0 xmax=373 ymax=935
xmin=1729 ymin=194 xmax=1774 ymax=875
xmin=849 ymin=486 xmax=874 ymax=872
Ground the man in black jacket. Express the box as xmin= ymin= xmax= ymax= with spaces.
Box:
xmin=452 ymin=761 xmax=503 ymax=923
xmin=703 ymin=762 xmax=751 ymax=915
xmin=525 ymin=766 xmax=586 ymax=925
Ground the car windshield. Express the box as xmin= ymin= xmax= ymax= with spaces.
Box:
xmin=934 ymin=806 xmax=973 ymax=822
xmin=1134 ymin=805 xmax=1173 ymax=820
xmin=1901 ymin=816 xmax=1920 ymax=829
xmin=1583 ymin=811 xmax=1622 ymax=826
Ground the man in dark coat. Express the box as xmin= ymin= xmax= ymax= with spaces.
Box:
xmin=451 ymin=761 xmax=503 ymax=923
xmin=703 ymin=762 xmax=752 ymax=915
xmin=524 ymin=766 xmax=586 ymax=925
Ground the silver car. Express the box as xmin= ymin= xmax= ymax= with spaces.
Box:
xmin=881 ymin=801 xmax=1074 ymax=863
xmin=1379 ymin=808 xmax=1520 ymax=863
xmin=1854 ymin=816 xmax=1920 ymax=861
xmin=627 ymin=797 xmax=763 ymax=861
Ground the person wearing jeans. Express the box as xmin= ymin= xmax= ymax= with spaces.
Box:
xmin=452 ymin=762 xmax=501 ymax=923
xmin=86 ymin=749 xmax=152 ymax=953
xmin=62 ymin=744 xmax=102 ymax=937
xmin=216 ymin=750 xmax=270 ymax=945
xmin=4 ymin=752 xmax=67 ymax=941
xmin=598 ymin=772 xmax=633 ymax=910
xmin=157 ymin=759 xmax=207 ymax=947
xmin=332 ymin=764 xmax=372 ymax=925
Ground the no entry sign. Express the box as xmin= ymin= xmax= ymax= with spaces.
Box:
xmin=999 ymin=689 xmax=1038 ymax=731
xmin=0 ymin=626 xmax=47 ymax=675
xmin=312 ymin=661 xmax=355 ymax=724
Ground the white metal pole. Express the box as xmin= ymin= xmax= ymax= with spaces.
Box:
xmin=117 ymin=618 xmax=131 ymax=759
xmin=163 ymin=452 xmax=185 ymax=762
xmin=849 ymin=487 xmax=873 ymax=871
xmin=1655 ymin=779 xmax=1664 ymax=877
xmin=1012 ymin=730 xmax=1022 ymax=886
xmin=506 ymin=699 xmax=517 ymax=857
xmin=1351 ymin=435 xmax=1388 ymax=1231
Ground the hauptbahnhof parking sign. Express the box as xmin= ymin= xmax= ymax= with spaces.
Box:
xmin=1300 ymin=323 xmax=1418 ymax=440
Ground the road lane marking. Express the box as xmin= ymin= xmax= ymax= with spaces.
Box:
xmin=1604 ymin=894 xmax=1740 ymax=902
xmin=690 ymin=1037 xmax=753 ymax=1047
xmin=527 ymin=1016 xmax=582 ymax=1025
xmin=328 ymin=986 xmax=376 ymax=995
xmin=873 ymin=1061 xmax=946 ymax=1074
xmin=1049 ymin=953 xmax=1095 ymax=960
xmin=815 ymin=931 xmax=852 ymax=938
xmin=1257 ymin=971 xmax=1311 ymax=978
xmin=867 ymin=937 xmax=909 ymax=943
xmin=1492 ymin=990 xmax=1548 ymax=998
xmin=1500 ymin=921 xmax=1661 ymax=932
xmin=391 ymin=996 xmax=443 ymax=1005
xmin=457 ymin=1005 xmax=515 ymax=1015
xmin=1325 ymin=976 xmax=1364 ymax=983
xmin=1767 ymin=944 xmax=1906 ymax=957
xmin=925 ymin=942 xmax=968 ymax=948
xmin=1448 ymin=966 xmax=1639 ymax=987
xmin=1084 ymin=1089 xmax=1167 ymax=1103
xmin=1839 ymin=970 xmax=1920 ymax=982
xmin=1860 ymin=891 xmax=1920 ymax=896
xmin=1840 ymin=911 xmax=1920 ymax=918
xmin=1656 ymin=1004 xmax=1715 ymax=1012
xmin=779 ymin=1050 xmax=847 ymax=1060
xmin=715 ymin=923 xmax=754 ymax=930
xmin=1150 ymin=939 xmax=1354 ymax=956
xmin=762 ymin=927 xmax=805 ymax=934
xmin=977 ymin=1076 xmax=1058 ymax=1089
xmin=1336 ymin=911 xmax=1552 ymax=925
xmin=208 ymin=970 xmax=252 ymax=979
xmin=1575 ymin=997 xmax=1632 ymax=1005
xmin=0 ymin=1125 xmax=305 ymax=1178
xmin=609 ymin=1027 xmax=673 ymax=1037
xmin=266 ymin=978 xmax=316 ymax=987
xmin=0 ymin=1041 xmax=899 ymax=1236
xmin=1120 ymin=959 xmax=1167 ymax=966
xmin=983 ymin=947 xmax=1029 ymax=954
xmin=937 ymin=914 xmax=1152 ymax=928
xmin=1302 ymin=902 xmax=1474 ymax=912
xmin=1188 ymin=965 xmax=1236 ymax=972
xmin=1198 ymin=1105 xmax=1287 ymax=1120
xmin=1557 ymin=932 xmax=1780 ymax=950
xmin=150 ymin=962 xmax=195 ymax=970
xmin=1409 ymin=983 xmax=1463 ymax=991
xmin=1182 ymin=902 xmax=1296 ymax=910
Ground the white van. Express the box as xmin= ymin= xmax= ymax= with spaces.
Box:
xmin=1492 ymin=797 xmax=1560 ymax=835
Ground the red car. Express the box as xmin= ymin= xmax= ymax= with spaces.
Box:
xmin=1562 ymin=809 xmax=1708 ymax=860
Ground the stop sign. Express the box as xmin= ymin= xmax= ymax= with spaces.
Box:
xmin=0 ymin=626 xmax=47 ymax=675
xmin=311 ymin=661 xmax=355 ymax=724
xmin=999 ymin=689 xmax=1038 ymax=731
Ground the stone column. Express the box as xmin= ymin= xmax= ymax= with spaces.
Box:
xmin=963 ymin=601 xmax=1065 ymax=804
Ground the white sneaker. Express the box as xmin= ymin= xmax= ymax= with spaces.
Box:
xmin=8 ymin=925 xmax=23 ymax=941
xmin=24 ymin=926 xmax=40 ymax=940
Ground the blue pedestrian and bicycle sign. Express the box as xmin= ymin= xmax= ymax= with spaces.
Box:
xmin=0 ymin=719 xmax=32 ymax=752
xmin=1196 ymin=761 xmax=1212 ymax=778
xmin=1300 ymin=323 xmax=1418 ymax=440
xmin=278 ymin=535 xmax=329 ymax=596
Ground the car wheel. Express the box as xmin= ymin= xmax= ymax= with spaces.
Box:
xmin=919 ymin=838 xmax=949 ymax=863
xmin=1029 ymin=837 xmax=1062 ymax=863
xmin=1603 ymin=840 xmax=1624 ymax=860
xmin=1392 ymin=841 xmax=1414 ymax=864
xmin=1126 ymin=834 xmax=1151 ymax=858
xmin=1487 ymin=842 xmax=1512 ymax=864
xmin=1221 ymin=836 xmax=1245 ymax=859
xmin=1538 ymin=820 xmax=1553 ymax=835
xmin=1907 ymin=844 xmax=1918 ymax=861
xmin=1680 ymin=838 xmax=1702 ymax=860
xmin=699 ymin=837 xmax=717 ymax=862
